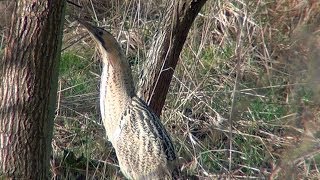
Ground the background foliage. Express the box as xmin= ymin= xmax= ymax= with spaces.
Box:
xmin=1 ymin=0 xmax=320 ymax=179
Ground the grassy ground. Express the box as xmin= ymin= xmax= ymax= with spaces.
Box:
xmin=2 ymin=0 xmax=319 ymax=179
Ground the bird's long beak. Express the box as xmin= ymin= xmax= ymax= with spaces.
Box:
xmin=77 ymin=19 xmax=96 ymax=34
xmin=77 ymin=18 xmax=107 ymax=52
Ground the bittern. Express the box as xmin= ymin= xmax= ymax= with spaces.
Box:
xmin=79 ymin=20 xmax=176 ymax=179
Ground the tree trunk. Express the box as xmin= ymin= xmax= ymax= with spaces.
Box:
xmin=137 ymin=0 xmax=208 ymax=117
xmin=0 ymin=0 xmax=65 ymax=179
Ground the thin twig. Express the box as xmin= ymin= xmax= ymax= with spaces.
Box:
xmin=66 ymin=0 xmax=82 ymax=8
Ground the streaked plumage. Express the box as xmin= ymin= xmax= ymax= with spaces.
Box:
xmin=78 ymin=20 xmax=176 ymax=179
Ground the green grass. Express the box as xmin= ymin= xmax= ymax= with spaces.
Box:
xmin=249 ymin=99 xmax=286 ymax=122
xmin=233 ymin=136 xmax=266 ymax=170
xmin=59 ymin=52 xmax=97 ymax=96
xmin=199 ymin=149 xmax=226 ymax=173
xmin=59 ymin=53 xmax=83 ymax=74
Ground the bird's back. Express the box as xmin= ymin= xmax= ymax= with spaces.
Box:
xmin=113 ymin=96 xmax=176 ymax=179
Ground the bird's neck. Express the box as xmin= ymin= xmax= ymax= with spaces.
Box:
xmin=100 ymin=54 xmax=135 ymax=141
xmin=106 ymin=62 xmax=135 ymax=100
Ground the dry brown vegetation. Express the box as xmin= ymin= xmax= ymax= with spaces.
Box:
xmin=1 ymin=0 xmax=320 ymax=179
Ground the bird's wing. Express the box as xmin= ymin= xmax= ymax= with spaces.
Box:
xmin=115 ymin=96 xmax=176 ymax=161
xmin=133 ymin=96 xmax=176 ymax=160
xmin=113 ymin=96 xmax=176 ymax=178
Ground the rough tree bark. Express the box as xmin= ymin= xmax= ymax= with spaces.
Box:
xmin=0 ymin=0 xmax=65 ymax=179
xmin=137 ymin=0 xmax=208 ymax=117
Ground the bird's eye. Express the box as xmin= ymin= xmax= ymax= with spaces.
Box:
xmin=98 ymin=30 xmax=103 ymax=36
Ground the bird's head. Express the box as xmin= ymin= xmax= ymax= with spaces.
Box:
xmin=78 ymin=19 xmax=124 ymax=67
